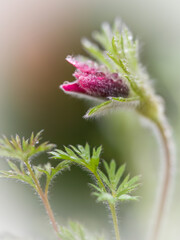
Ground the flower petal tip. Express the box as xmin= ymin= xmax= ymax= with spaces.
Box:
xmin=60 ymin=82 xmax=86 ymax=94
xmin=65 ymin=55 xmax=74 ymax=65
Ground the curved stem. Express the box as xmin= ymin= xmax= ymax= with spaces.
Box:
xmin=25 ymin=161 xmax=61 ymax=240
xmin=150 ymin=118 xmax=174 ymax=240
xmin=95 ymin=172 xmax=121 ymax=240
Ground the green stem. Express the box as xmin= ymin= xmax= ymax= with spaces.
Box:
xmin=25 ymin=161 xmax=61 ymax=240
xmin=45 ymin=178 xmax=51 ymax=197
xmin=150 ymin=119 xmax=174 ymax=240
xmin=94 ymin=172 xmax=121 ymax=240
xmin=110 ymin=204 xmax=121 ymax=240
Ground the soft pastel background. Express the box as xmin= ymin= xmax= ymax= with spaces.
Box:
xmin=0 ymin=0 xmax=179 ymax=240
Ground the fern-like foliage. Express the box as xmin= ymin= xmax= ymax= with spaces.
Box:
xmin=0 ymin=131 xmax=70 ymax=193
xmin=0 ymin=160 xmax=35 ymax=187
xmin=51 ymin=145 xmax=140 ymax=206
xmin=59 ymin=221 xmax=104 ymax=240
xmin=0 ymin=132 xmax=72 ymax=239
xmin=0 ymin=131 xmax=55 ymax=162
xmin=91 ymin=160 xmax=141 ymax=205
xmin=51 ymin=144 xmax=102 ymax=174
xmin=34 ymin=161 xmax=70 ymax=191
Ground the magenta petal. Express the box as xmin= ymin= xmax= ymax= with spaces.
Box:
xmin=66 ymin=56 xmax=96 ymax=74
xmin=60 ymin=81 xmax=86 ymax=94
xmin=62 ymin=55 xmax=130 ymax=99
xmin=79 ymin=75 xmax=129 ymax=98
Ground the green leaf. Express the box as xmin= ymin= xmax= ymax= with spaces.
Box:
xmin=94 ymin=192 xmax=115 ymax=204
xmin=34 ymin=161 xmax=70 ymax=184
xmin=97 ymin=169 xmax=110 ymax=188
xmin=64 ymin=147 xmax=78 ymax=159
xmin=90 ymin=20 xmax=140 ymax=80
xmin=110 ymin=96 xmax=139 ymax=102
xmin=117 ymin=174 xmax=141 ymax=197
xmin=89 ymin=183 xmax=103 ymax=193
xmin=84 ymin=96 xmax=140 ymax=119
xmin=0 ymin=131 xmax=55 ymax=162
xmin=51 ymin=144 xmax=102 ymax=175
xmin=90 ymin=183 xmax=115 ymax=204
xmin=7 ymin=160 xmax=21 ymax=173
xmin=20 ymin=161 xmax=25 ymax=174
xmin=0 ymin=158 xmax=36 ymax=187
xmin=0 ymin=169 xmax=35 ymax=188
xmin=118 ymin=194 xmax=139 ymax=201
xmin=77 ymin=145 xmax=90 ymax=161
xmin=51 ymin=161 xmax=70 ymax=178
xmin=51 ymin=149 xmax=70 ymax=160
xmin=92 ymin=22 xmax=113 ymax=51
xmin=84 ymin=101 xmax=112 ymax=118
xmin=110 ymin=96 xmax=140 ymax=109
xmin=109 ymin=160 xmax=116 ymax=182
xmin=44 ymin=162 xmax=52 ymax=175
xmin=114 ymin=164 xmax=126 ymax=188
xmin=96 ymin=160 xmax=140 ymax=204
xmin=82 ymin=38 xmax=113 ymax=70
xmin=127 ymin=175 xmax=141 ymax=187
xmin=117 ymin=174 xmax=130 ymax=193
xmin=33 ymin=166 xmax=44 ymax=180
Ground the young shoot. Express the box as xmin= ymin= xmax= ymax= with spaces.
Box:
xmin=0 ymin=131 xmax=70 ymax=240
xmin=51 ymin=144 xmax=141 ymax=240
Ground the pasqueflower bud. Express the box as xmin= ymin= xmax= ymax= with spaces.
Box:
xmin=61 ymin=56 xmax=129 ymax=100
xmin=60 ymin=19 xmax=162 ymax=120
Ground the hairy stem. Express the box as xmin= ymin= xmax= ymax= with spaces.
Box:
xmin=45 ymin=178 xmax=51 ymax=197
xmin=95 ymin=172 xmax=121 ymax=240
xmin=150 ymin=118 xmax=174 ymax=240
xmin=110 ymin=204 xmax=121 ymax=240
xmin=26 ymin=161 xmax=61 ymax=240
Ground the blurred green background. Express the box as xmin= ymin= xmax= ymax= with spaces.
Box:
xmin=0 ymin=0 xmax=179 ymax=239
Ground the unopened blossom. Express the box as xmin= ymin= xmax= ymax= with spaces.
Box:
xmin=60 ymin=56 xmax=129 ymax=100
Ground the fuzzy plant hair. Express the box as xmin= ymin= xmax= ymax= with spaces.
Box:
xmin=0 ymin=132 xmax=141 ymax=240
xmin=60 ymin=18 xmax=175 ymax=240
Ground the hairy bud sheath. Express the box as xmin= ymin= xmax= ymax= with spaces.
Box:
xmin=60 ymin=56 xmax=129 ymax=99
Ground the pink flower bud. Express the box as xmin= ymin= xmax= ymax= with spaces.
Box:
xmin=60 ymin=56 xmax=129 ymax=99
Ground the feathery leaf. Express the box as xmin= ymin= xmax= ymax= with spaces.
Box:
xmin=0 ymin=131 xmax=55 ymax=162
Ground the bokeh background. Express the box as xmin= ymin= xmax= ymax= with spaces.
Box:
xmin=0 ymin=0 xmax=179 ymax=239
